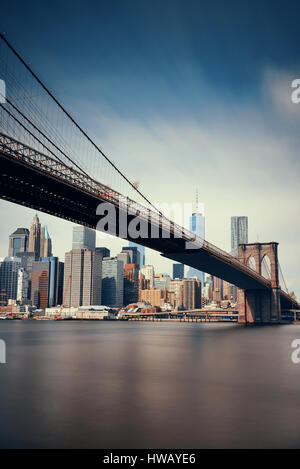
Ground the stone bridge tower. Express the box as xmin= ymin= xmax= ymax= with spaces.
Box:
xmin=238 ymin=242 xmax=281 ymax=324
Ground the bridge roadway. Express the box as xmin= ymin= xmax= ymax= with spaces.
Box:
xmin=0 ymin=132 xmax=297 ymax=309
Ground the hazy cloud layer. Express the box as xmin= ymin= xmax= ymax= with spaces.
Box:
xmin=1 ymin=67 xmax=299 ymax=295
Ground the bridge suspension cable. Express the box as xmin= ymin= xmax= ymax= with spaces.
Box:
xmin=0 ymin=94 xmax=95 ymax=181
xmin=0 ymin=33 xmax=164 ymax=218
xmin=278 ymin=262 xmax=288 ymax=294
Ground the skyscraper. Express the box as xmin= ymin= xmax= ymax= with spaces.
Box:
xmin=40 ymin=226 xmax=52 ymax=258
xmin=16 ymin=251 xmax=35 ymax=300
xmin=123 ymin=264 xmax=139 ymax=306
xmin=17 ymin=268 xmax=30 ymax=303
xmin=173 ymin=263 xmax=184 ymax=279
xmin=72 ymin=225 xmax=96 ymax=250
xmin=154 ymin=273 xmax=171 ymax=290
xmin=8 ymin=228 xmax=29 ymax=257
xmin=117 ymin=251 xmax=130 ymax=267
xmin=140 ymin=265 xmax=155 ymax=288
xmin=0 ymin=257 xmax=21 ymax=305
xmin=187 ymin=196 xmax=205 ymax=286
xmin=231 ymin=216 xmax=248 ymax=255
xmin=41 ymin=256 xmax=60 ymax=307
xmin=28 ymin=214 xmax=41 ymax=259
xmin=102 ymin=257 xmax=124 ymax=308
xmin=57 ymin=262 xmax=64 ymax=306
xmin=64 ymin=249 xmax=102 ymax=308
xmin=128 ymin=241 xmax=145 ymax=266
xmin=182 ymin=278 xmax=202 ymax=310
xmin=96 ymin=247 xmax=110 ymax=258
xmin=31 ymin=259 xmax=50 ymax=309
xmin=230 ymin=216 xmax=248 ymax=303
xmin=121 ymin=246 xmax=140 ymax=266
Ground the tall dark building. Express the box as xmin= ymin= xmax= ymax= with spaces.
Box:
xmin=173 ymin=263 xmax=184 ymax=279
xmin=128 ymin=241 xmax=145 ymax=266
xmin=0 ymin=257 xmax=21 ymax=305
xmin=96 ymin=247 xmax=110 ymax=258
xmin=123 ymin=264 xmax=139 ymax=306
xmin=31 ymin=260 xmax=50 ymax=309
xmin=41 ymin=257 xmax=60 ymax=307
xmin=121 ymin=247 xmax=140 ymax=267
xmin=28 ymin=214 xmax=41 ymax=259
xmin=8 ymin=228 xmax=29 ymax=257
xmin=57 ymin=262 xmax=64 ymax=306
xmin=102 ymin=257 xmax=124 ymax=308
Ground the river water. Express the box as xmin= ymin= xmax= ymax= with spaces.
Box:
xmin=0 ymin=320 xmax=300 ymax=448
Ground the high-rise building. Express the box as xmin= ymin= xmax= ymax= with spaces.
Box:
xmin=28 ymin=214 xmax=41 ymax=259
xmin=8 ymin=228 xmax=29 ymax=257
xmin=96 ymin=247 xmax=110 ymax=258
xmin=64 ymin=249 xmax=102 ymax=308
xmin=57 ymin=262 xmax=64 ymax=306
xmin=139 ymin=274 xmax=150 ymax=297
xmin=123 ymin=264 xmax=139 ymax=306
xmin=154 ymin=273 xmax=171 ymax=290
xmin=117 ymin=251 xmax=130 ymax=267
xmin=173 ymin=263 xmax=184 ymax=279
xmin=168 ymin=279 xmax=184 ymax=309
xmin=41 ymin=257 xmax=60 ymax=307
xmin=187 ymin=198 xmax=205 ymax=287
xmin=212 ymin=277 xmax=223 ymax=303
xmin=40 ymin=226 xmax=52 ymax=258
xmin=121 ymin=247 xmax=140 ymax=267
xmin=140 ymin=265 xmax=155 ymax=288
xmin=0 ymin=257 xmax=21 ymax=305
xmin=139 ymin=288 xmax=168 ymax=308
xmin=102 ymin=257 xmax=124 ymax=308
xmin=72 ymin=225 xmax=96 ymax=251
xmin=17 ymin=268 xmax=30 ymax=303
xmin=31 ymin=259 xmax=50 ymax=309
xmin=16 ymin=251 xmax=35 ymax=300
xmin=230 ymin=216 xmax=248 ymax=302
xmin=128 ymin=241 xmax=145 ymax=266
xmin=231 ymin=216 xmax=248 ymax=255
xmin=182 ymin=278 xmax=202 ymax=310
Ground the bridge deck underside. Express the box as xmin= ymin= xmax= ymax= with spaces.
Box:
xmin=161 ymin=251 xmax=266 ymax=290
xmin=0 ymin=151 xmax=297 ymax=306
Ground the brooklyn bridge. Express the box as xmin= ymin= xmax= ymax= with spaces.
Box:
xmin=0 ymin=33 xmax=298 ymax=324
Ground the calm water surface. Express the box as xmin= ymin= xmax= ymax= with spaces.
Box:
xmin=0 ymin=321 xmax=300 ymax=448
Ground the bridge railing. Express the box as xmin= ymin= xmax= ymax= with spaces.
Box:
xmin=0 ymin=131 xmax=277 ymax=290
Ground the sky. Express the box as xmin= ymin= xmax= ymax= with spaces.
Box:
xmin=1 ymin=0 xmax=300 ymax=295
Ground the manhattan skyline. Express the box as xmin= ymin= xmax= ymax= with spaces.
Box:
xmin=0 ymin=0 xmax=299 ymax=297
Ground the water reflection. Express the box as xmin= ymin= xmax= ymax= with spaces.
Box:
xmin=0 ymin=321 xmax=300 ymax=448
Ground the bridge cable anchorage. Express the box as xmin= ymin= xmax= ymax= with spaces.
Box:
xmin=0 ymin=33 xmax=165 ymax=219
xmin=0 ymin=95 xmax=95 ymax=181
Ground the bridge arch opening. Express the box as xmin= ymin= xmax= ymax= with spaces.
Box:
xmin=261 ymin=254 xmax=271 ymax=280
xmin=246 ymin=255 xmax=256 ymax=272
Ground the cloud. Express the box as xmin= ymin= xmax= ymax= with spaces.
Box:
xmin=1 ymin=67 xmax=299 ymax=297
